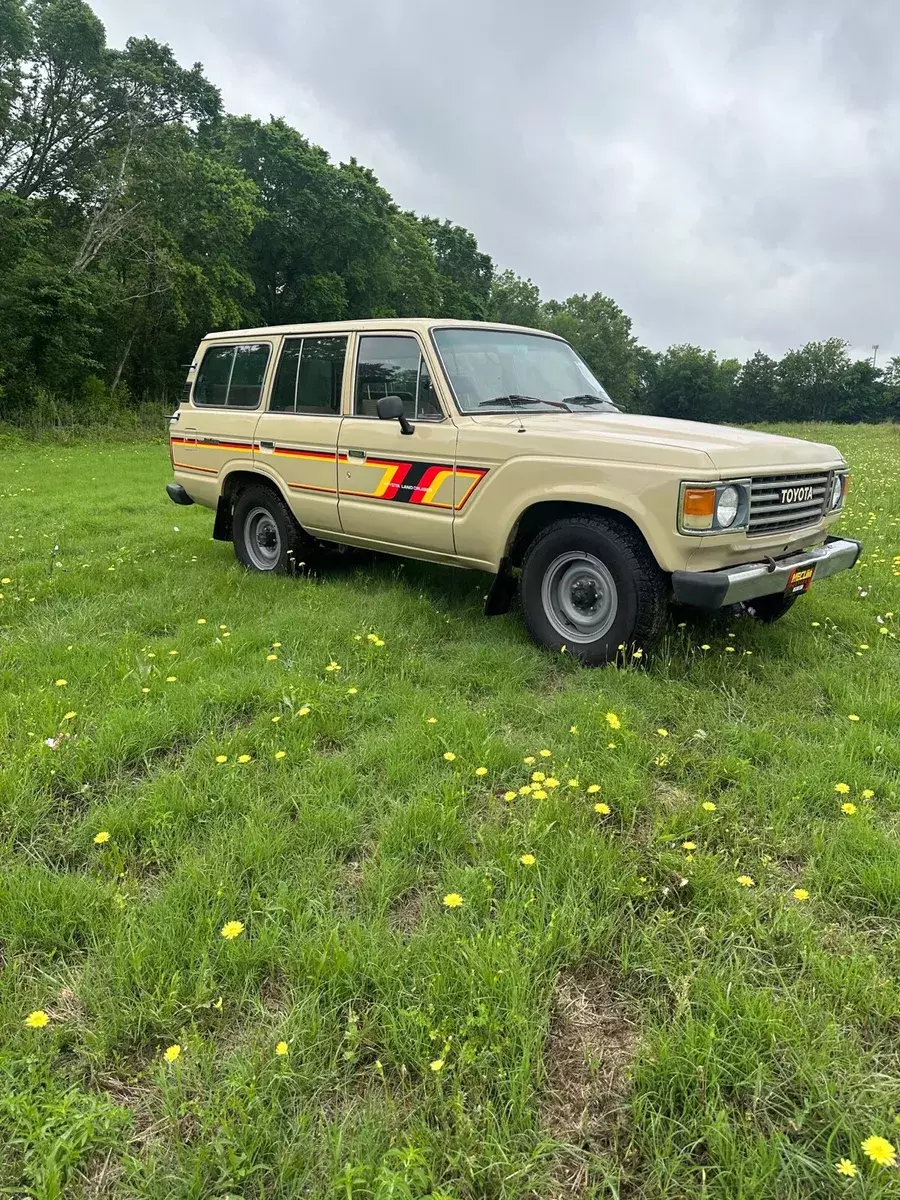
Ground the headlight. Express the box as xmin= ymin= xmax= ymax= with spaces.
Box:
xmin=829 ymin=474 xmax=844 ymax=511
xmin=716 ymin=485 xmax=740 ymax=528
xmin=679 ymin=481 xmax=750 ymax=534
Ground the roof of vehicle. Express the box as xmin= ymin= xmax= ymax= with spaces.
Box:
xmin=204 ymin=317 xmax=562 ymax=340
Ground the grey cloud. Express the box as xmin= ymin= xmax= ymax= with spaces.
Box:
xmin=93 ymin=0 xmax=900 ymax=360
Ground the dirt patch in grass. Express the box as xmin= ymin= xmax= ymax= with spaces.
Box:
xmin=540 ymin=969 xmax=639 ymax=1196
xmin=652 ymin=780 xmax=693 ymax=810
xmin=388 ymin=887 xmax=425 ymax=936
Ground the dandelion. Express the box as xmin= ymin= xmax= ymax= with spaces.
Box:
xmin=266 ymin=654 xmax=278 ymax=661
xmin=141 ymin=687 xmax=150 ymax=694
xmin=169 ymin=650 xmax=178 ymax=656
xmin=848 ymin=714 xmax=860 ymax=722
xmin=347 ymin=687 xmax=358 ymax=695
xmin=430 ymin=1058 xmax=445 ymax=1072
xmin=166 ymin=676 xmax=176 ymax=683
xmin=475 ymin=766 xmax=488 ymax=776
xmin=539 ymin=749 xmax=552 ymax=758
xmin=443 ymin=893 xmax=463 ymax=908
xmin=220 ymin=920 xmax=245 ymax=940
xmin=545 ymin=777 xmax=559 ymax=788
xmin=792 ymin=888 xmax=810 ymax=901
xmin=275 ymin=1041 xmax=289 ymax=1056
xmin=702 ymin=802 xmax=717 ymax=812
xmin=443 ymin=752 xmax=456 ymax=762
xmin=682 ymin=841 xmax=696 ymax=851
xmin=841 ymin=802 xmax=857 ymax=815
xmin=700 ymin=643 xmax=711 ymax=651
xmin=737 ymin=875 xmax=755 ymax=887
xmin=532 ymin=771 xmax=545 ymax=783
xmin=197 ymin=618 xmax=206 ymax=624
xmin=298 ymin=706 xmax=310 ymax=717
xmin=55 ymin=679 xmax=67 ymax=687
xmin=93 ymin=830 xmax=110 ymax=844
xmin=861 ymin=789 xmax=875 ymax=800
xmin=25 ymin=1010 xmax=50 ymax=1028
xmin=274 ymin=751 xmax=286 ymax=760
xmin=861 ymin=1136 xmax=896 ymax=1167
xmin=568 ymin=778 xmax=580 ymax=788
xmin=587 ymin=784 xmax=600 ymax=794
xmin=569 ymin=724 xmax=578 ymax=734
xmin=325 ymin=661 xmax=341 ymax=672
xmin=532 ymin=789 xmax=548 ymax=800
xmin=215 ymin=755 xmax=227 ymax=764
xmin=0 ymin=577 xmax=9 ymax=584
xmin=426 ymin=716 xmax=437 ymax=724
xmin=163 ymin=1044 xmax=181 ymax=1062
xmin=835 ymin=1159 xmax=857 ymax=1177
xmin=63 ymin=711 xmax=76 ymax=720
xmin=523 ymin=756 xmax=535 ymax=765
xmin=520 ymin=853 xmax=536 ymax=866
xmin=834 ymin=783 xmax=851 ymax=794
xmin=605 ymin=712 xmax=621 ymax=730
xmin=237 ymin=754 xmax=252 ymax=763
xmin=272 ymin=642 xmax=281 ymax=648
xmin=518 ymin=785 xmax=532 ymax=795
xmin=594 ymin=803 xmax=611 ymax=815
xmin=656 ymin=728 xmax=669 ymax=738
xmin=503 ymin=790 xmax=517 ymax=802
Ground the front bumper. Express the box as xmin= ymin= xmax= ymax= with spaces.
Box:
xmin=671 ymin=536 xmax=862 ymax=609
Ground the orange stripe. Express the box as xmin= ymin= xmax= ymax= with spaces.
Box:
xmin=173 ymin=461 xmax=217 ymax=475
xmin=288 ymin=482 xmax=337 ymax=494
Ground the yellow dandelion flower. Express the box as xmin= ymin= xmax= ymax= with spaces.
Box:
xmin=237 ymin=754 xmax=252 ymax=763
xmin=168 ymin=650 xmax=178 ymax=656
xmin=523 ymin=756 xmax=535 ymax=765
xmin=266 ymin=654 xmax=278 ymax=661
xmin=569 ymin=724 xmax=578 ymax=734
xmin=298 ymin=706 xmax=310 ymax=717
xmin=594 ymin=803 xmax=611 ymax=815
xmin=545 ymin=777 xmax=559 ymax=788
xmin=63 ymin=711 xmax=76 ymax=720
xmin=737 ymin=875 xmax=755 ymax=887
xmin=347 ymin=687 xmax=358 ymax=695
xmin=443 ymin=751 xmax=456 ymax=761
xmin=861 ymin=789 xmax=875 ymax=800
xmin=275 ymin=1041 xmax=289 ymax=1056
xmin=197 ymin=618 xmax=206 ymax=624
xmin=518 ymin=785 xmax=532 ymax=795
xmin=841 ymin=802 xmax=857 ymax=815
xmin=532 ymin=788 xmax=548 ymax=800
xmin=0 ymin=577 xmax=9 ymax=584
xmin=220 ymin=920 xmax=245 ymax=940
xmin=272 ymin=642 xmax=281 ymax=648
xmin=519 ymin=853 xmax=536 ymax=866
xmin=215 ymin=754 xmax=227 ymax=763
xmin=792 ymin=888 xmax=810 ymax=901
xmin=587 ymin=784 xmax=601 ymax=794
xmin=166 ymin=675 xmax=176 ymax=683
xmin=834 ymin=782 xmax=851 ymax=794
xmin=656 ymin=728 xmax=669 ymax=737
xmin=503 ymin=790 xmax=517 ymax=802
xmin=702 ymin=802 xmax=717 ymax=812
xmin=475 ymin=766 xmax=488 ymax=776
xmin=325 ymin=661 xmax=341 ymax=672
xmin=430 ymin=1058 xmax=445 ymax=1071
xmin=274 ymin=750 xmax=286 ymax=760
xmin=163 ymin=1043 xmax=181 ymax=1062
xmin=55 ymin=679 xmax=67 ymax=687
xmin=700 ymin=643 xmax=711 ymax=651
xmin=848 ymin=714 xmax=860 ymax=722
xmin=605 ymin=712 xmax=621 ymax=730
xmin=539 ymin=749 xmax=552 ymax=758
xmin=443 ymin=892 xmax=463 ymax=908
xmin=531 ymin=771 xmax=545 ymax=783
xmin=25 ymin=1009 xmax=50 ymax=1028
xmin=861 ymin=1136 xmax=896 ymax=1167
xmin=682 ymin=841 xmax=696 ymax=851
xmin=835 ymin=1158 xmax=857 ymax=1177
xmin=93 ymin=830 xmax=110 ymax=844
xmin=426 ymin=716 xmax=437 ymax=724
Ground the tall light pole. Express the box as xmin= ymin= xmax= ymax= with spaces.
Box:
xmin=872 ymin=344 xmax=879 ymax=367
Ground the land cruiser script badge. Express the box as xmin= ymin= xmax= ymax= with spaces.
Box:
xmin=780 ymin=485 xmax=815 ymax=504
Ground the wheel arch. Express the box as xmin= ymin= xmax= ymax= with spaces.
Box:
xmin=504 ymin=500 xmax=659 ymax=570
xmin=213 ymin=468 xmax=291 ymax=542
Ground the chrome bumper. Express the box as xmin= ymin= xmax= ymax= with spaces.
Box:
xmin=671 ymin=536 xmax=862 ymax=609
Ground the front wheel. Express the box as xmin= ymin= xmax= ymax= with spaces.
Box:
xmin=519 ymin=516 xmax=667 ymax=665
xmin=233 ymin=485 xmax=307 ymax=574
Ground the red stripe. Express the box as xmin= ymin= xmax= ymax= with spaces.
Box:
xmin=381 ymin=461 xmax=412 ymax=500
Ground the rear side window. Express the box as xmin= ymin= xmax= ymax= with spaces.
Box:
xmin=270 ymin=337 xmax=347 ymax=415
xmin=194 ymin=343 xmax=270 ymax=408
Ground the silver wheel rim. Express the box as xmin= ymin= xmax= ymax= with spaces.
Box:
xmin=541 ymin=551 xmax=618 ymax=643
xmin=244 ymin=506 xmax=281 ymax=570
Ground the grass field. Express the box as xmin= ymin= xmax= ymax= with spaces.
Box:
xmin=1 ymin=422 xmax=899 ymax=1200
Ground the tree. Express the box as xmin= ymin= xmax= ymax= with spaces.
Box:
xmin=487 ymin=270 xmax=544 ymax=328
xmin=418 ymin=216 xmax=493 ymax=319
xmin=542 ymin=292 xmax=638 ymax=407
xmin=736 ymin=350 xmax=778 ymax=422
xmin=644 ymin=345 xmax=734 ymax=423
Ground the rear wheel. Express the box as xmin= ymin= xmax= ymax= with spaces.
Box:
xmin=233 ymin=485 xmax=307 ymax=574
xmin=519 ymin=516 xmax=666 ymax=665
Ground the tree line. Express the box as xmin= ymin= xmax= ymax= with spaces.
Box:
xmin=1 ymin=0 xmax=897 ymax=426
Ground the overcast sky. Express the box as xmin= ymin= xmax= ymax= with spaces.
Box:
xmin=92 ymin=0 xmax=899 ymax=361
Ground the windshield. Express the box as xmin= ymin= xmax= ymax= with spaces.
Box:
xmin=431 ymin=327 xmax=619 ymax=414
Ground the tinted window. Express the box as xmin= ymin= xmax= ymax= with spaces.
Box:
xmin=355 ymin=335 xmax=442 ymax=419
xmin=194 ymin=343 xmax=270 ymax=408
xmin=271 ymin=337 xmax=346 ymax=415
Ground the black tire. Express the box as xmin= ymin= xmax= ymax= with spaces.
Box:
xmin=742 ymin=592 xmax=798 ymax=623
xmin=519 ymin=516 xmax=667 ymax=665
xmin=232 ymin=484 xmax=307 ymax=575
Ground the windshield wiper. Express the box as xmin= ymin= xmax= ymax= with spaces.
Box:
xmin=477 ymin=394 xmax=572 ymax=412
xmin=561 ymin=393 xmax=621 ymax=410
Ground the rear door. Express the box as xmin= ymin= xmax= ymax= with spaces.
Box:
xmin=171 ymin=340 xmax=271 ymax=480
xmin=337 ymin=333 xmax=458 ymax=554
xmin=253 ymin=335 xmax=347 ymax=536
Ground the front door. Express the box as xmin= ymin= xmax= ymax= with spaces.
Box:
xmin=337 ymin=333 xmax=458 ymax=554
xmin=253 ymin=334 xmax=348 ymax=536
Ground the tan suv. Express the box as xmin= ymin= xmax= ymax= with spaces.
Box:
xmin=166 ymin=319 xmax=861 ymax=664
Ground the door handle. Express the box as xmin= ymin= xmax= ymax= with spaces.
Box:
xmin=259 ymin=440 xmax=274 ymax=451
xmin=346 ymin=448 xmax=367 ymax=462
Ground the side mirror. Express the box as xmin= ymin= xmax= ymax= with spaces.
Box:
xmin=376 ymin=394 xmax=415 ymax=435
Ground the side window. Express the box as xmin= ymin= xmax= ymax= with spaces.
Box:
xmin=194 ymin=343 xmax=270 ymax=408
xmin=270 ymin=337 xmax=346 ymax=415
xmin=355 ymin=335 xmax=443 ymax=419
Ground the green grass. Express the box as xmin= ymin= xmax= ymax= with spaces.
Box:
xmin=1 ymin=423 xmax=899 ymax=1199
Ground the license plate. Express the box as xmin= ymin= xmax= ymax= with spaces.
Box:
xmin=785 ymin=564 xmax=816 ymax=595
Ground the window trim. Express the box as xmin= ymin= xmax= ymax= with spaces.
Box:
xmin=350 ymin=331 xmax=448 ymax=422
xmin=267 ymin=334 xmax=349 ymax=417
xmin=191 ymin=340 xmax=274 ymax=411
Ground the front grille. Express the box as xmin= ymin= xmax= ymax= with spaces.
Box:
xmin=748 ymin=472 xmax=829 ymax=535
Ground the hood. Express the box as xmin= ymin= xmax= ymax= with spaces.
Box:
xmin=468 ymin=411 xmax=845 ymax=474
